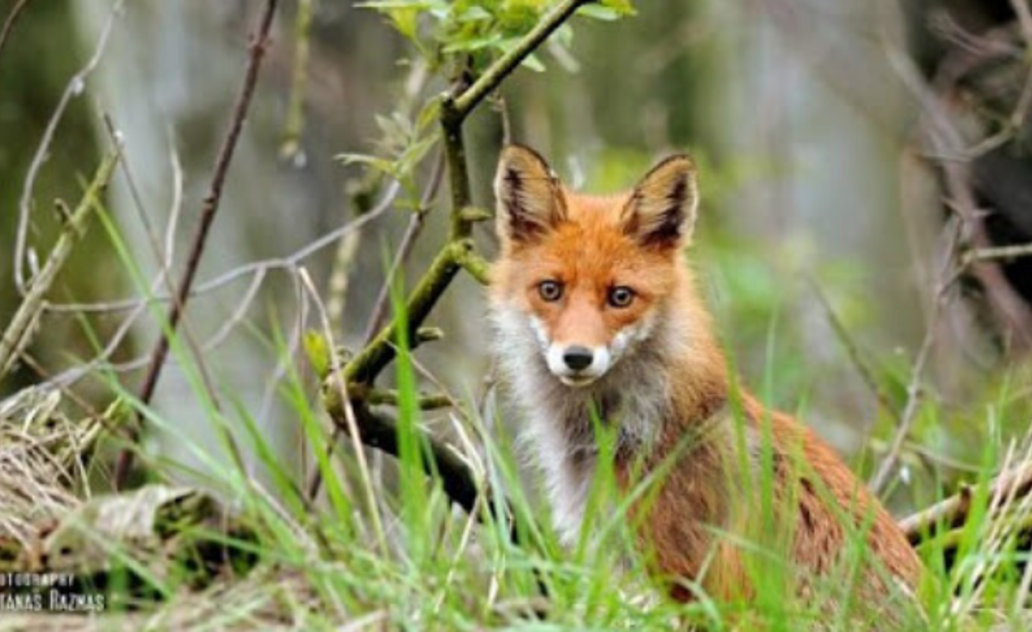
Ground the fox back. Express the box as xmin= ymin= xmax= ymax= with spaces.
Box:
xmin=488 ymin=145 xmax=923 ymax=613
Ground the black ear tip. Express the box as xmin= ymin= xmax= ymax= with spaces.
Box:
xmin=656 ymin=153 xmax=696 ymax=173
xmin=500 ymin=143 xmax=551 ymax=167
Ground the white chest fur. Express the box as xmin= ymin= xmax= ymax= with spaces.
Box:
xmin=492 ymin=306 xmax=670 ymax=545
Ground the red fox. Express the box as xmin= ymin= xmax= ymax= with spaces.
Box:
xmin=488 ymin=145 xmax=923 ymax=611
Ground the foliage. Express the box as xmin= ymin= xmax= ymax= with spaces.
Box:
xmin=364 ymin=0 xmax=633 ymax=72
xmin=339 ymin=0 xmax=634 ymax=199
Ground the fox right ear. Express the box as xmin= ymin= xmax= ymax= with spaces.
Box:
xmin=621 ymin=154 xmax=699 ymax=251
xmin=494 ymin=145 xmax=566 ymax=244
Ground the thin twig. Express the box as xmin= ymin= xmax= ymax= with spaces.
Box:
xmin=329 ymin=59 xmax=430 ymax=333
xmin=322 ymin=389 xmax=497 ymax=526
xmin=100 ymin=118 xmax=227 ymax=418
xmin=14 ymin=0 xmax=124 ymax=295
xmin=42 ymin=189 xmax=401 ymax=389
xmin=301 ymin=268 xmax=388 ymax=556
xmin=113 ymin=0 xmax=280 ymax=489
xmin=963 ymin=241 xmax=1032 ymax=266
xmin=0 ymin=0 xmax=36 ymax=63
xmin=870 ymin=218 xmax=964 ymax=495
xmin=102 ymin=115 xmax=171 ymax=277
xmin=45 ymin=180 xmax=400 ymax=316
xmin=807 ymin=278 xmax=901 ymax=422
xmin=280 ymin=0 xmax=316 ymax=159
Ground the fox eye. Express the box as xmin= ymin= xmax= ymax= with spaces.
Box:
xmin=538 ymin=280 xmax=564 ymax=302
xmin=608 ymin=286 xmax=635 ymax=308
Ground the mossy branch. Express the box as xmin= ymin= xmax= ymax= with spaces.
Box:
xmin=346 ymin=384 xmax=452 ymax=411
xmin=322 ymin=389 xmax=529 ymax=550
xmin=321 ymin=4 xmax=591 ymax=549
xmin=339 ymin=1 xmax=592 ymax=385
xmin=345 ymin=240 xmax=465 ymax=384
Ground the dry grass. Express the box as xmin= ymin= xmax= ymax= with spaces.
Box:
xmin=0 ymin=387 xmax=98 ymax=547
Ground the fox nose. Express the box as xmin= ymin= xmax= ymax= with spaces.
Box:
xmin=562 ymin=346 xmax=594 ymax=371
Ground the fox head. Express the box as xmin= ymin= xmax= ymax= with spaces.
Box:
xmin=489 ymin=145 xmax=700 ymax=388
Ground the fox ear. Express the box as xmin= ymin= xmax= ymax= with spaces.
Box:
xmin=494 ymin=144 xmax=566 ymax=244
xmin=621 ymin=154 xmax=699 ymax=251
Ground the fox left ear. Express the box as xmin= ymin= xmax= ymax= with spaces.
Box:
xmin=621 ymin=154 xmax=699 ymax=251
xmin=494 ymin=144 xmax=566 ymax=246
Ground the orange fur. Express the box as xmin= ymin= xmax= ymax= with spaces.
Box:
xmin=489 ymin=145 xmax=923 ymax=615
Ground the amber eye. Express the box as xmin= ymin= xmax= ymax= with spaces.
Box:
xmin=538 ymin=280 xmax=564 ymax=302
xmin=608 ymin=286 xmax=635 ymax=308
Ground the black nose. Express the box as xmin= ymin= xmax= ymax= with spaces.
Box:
xmin=563 ymin=346 xmax=594 ymax=371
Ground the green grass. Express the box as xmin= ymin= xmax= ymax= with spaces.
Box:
xmin=34 ymin=326 xmax=1027 ymax=630
xmin=5 ymin=201 xmax=1032 ymax=632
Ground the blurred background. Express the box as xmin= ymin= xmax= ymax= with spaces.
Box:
xmin=1 ymin=0 xmax=1031 ymax=511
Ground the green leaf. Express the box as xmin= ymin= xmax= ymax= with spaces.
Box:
xmin=335 ymin=153 xmax=396 ymax=178
xmin=576 ymin=5 xmax=622 ymax=21
xmin=442 ymin=33 xmax=504 ymax=53
xmin=415 ymin=98 xmax=443 ymax=133
xmin=388 ymin=8 xmax=421 ymax=41
xmin=357 ymin=0 xmax=443 ymax=9
xmin=601 ymin=0 xmax=636 ymax=15
xmin=303 ymin=330 xmax=332 ymax=379
xmin=396 ymin=133 xmax=440 ymax=176
xmin=521 ymin=52 xmax=546 ymax=72
xmin=455 ymin=5 xmax=492 ymax=21
xmin=555 ymin=23 xmax=574 ymax=46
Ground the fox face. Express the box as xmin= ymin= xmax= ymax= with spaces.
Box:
xmin=490 ymin=145 xmax=700 ymax=388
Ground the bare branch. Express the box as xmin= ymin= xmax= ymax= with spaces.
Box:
xmin=0 ymin=0 xmax=37 ymax=63
xmin=113 ymin=0 xmax=280 ymax=489
xmin=14 ymin=0 xmax=125 ymax=294
xmin=870 ymin=218 xmax=964 ymax=495
xmin=963 ymin=242 xmax=1032 ymax=266
xmin=45 ymin=180 xmax=400 ymax=316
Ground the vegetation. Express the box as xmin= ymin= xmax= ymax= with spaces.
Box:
xmin=2 ymin=1 xmax=1032 ymax=630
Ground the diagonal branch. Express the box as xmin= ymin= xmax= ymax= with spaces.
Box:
xmin=1 ymin=150 xmax=120 ymax=378
xmin=113 ymin=0 xmax=280 ymax=489
xmin=344 ymin=239 xmax=483 ymax=385
xmin=452 ymin=0 xmax=594 ymax=119
xmin=321 ymin=0 xmax=591 ymax=559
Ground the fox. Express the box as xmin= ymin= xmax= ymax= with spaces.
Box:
xmin=488 ymin=144 xmax=924 ymax=616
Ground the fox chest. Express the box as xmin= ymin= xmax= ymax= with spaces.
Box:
xmin=526 ymin=391 xmax=664 ymax=545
